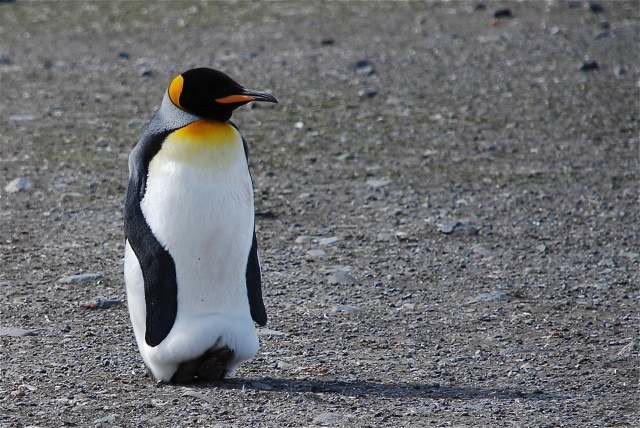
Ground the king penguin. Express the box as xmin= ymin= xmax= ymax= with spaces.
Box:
xmin=123 ymin=68 xmax=277 ymax=383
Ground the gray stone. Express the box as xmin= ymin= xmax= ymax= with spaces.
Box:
xmin=4 ymin=177 xmax=33 ymax=193
xmin=395 ymin=231 xmax=408 ymax=241
xmin=438 ymin=219 xmax=479 ymax=235
xmin=294 ymin=235 xmax=311 ymax=244
xmin=307 ymin=249 xmax=327 ymax=258
xmin=467 ymin=290 xmax=511 ymax=304
xmin=313 ymin=412 xmax=346 ymax=426
xmin=276 ymin=360 xmax=294 ymax=370
xmin=0 ymin=327 xmax=37 ymax=337
xmin=58 ymin=272 xmax=104 ymax=285
xmin=94 ymin=414 xmax=117 ymax=427
xmin=257 ymin=328 xmax=287 ymax=337
xmin=333 ymin=304 xmax=360 ymax=313
xmin=318 ymin=236 xmax=339 ymax=246
xmin=354 ymin=60 xmax=375 ymax=75
xmin=366 ymin=178 xmax=391 ymax=188
xmin=8 ymin=114 xmax=35 ymax=122
xmin=376 ymin=232 xmax=394 ymax=242
xmin=328 ymin=270 xmax=356 ymax=285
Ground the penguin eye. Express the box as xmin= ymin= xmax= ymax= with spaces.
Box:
xmin=168 ymin=75 xmax=184 ymax=108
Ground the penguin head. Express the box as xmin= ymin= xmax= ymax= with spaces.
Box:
xmin=167 ymin=68 xmax=278 ymax=121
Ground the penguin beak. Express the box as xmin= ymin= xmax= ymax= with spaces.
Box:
xmin=216 ymin=89 xmax=278 ymax=105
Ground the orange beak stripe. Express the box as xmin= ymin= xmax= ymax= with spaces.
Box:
xmin=215 ymin=94 xmax=255 ymax=104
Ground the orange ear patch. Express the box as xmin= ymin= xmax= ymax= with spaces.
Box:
xmin=168 ymin=75 xmax=184 ymax=107
xmin=215 ymin=94 xmax=254 ymax=104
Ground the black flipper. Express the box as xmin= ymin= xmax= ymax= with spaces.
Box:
xmin=231 ymin=121 xmax=267 ymax=326
xmin=124 ymin=129 xmax=178 ymax=347
xmin=246 ymin=231 xmax=267 ymax=325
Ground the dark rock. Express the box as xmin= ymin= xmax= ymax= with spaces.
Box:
xmin=494 ymin=8 xmax=513 ymax=19
xmin=256 ymin=210 xmax=278 ymax=219
xmin=589 ymin=1 xmax=604 ymax=14
xmin=141 ymin=69 xmax=153 ymax=77
xmin=0 ymin=55 xmax=11 ymax=65
xmin=118 ymin=51 xmax=130 ymax=59
xmin=0 ymin=0 xmax=16 ymax=4
xmin=83 ymin=299 xmax=122 ymax=310
xmin=595 ymin=31 xmax=609 ymax=40
xmin=320 ymin=38 xmax=334 ymax=46
xmin=474 ymin=3 xmax=486 ymax=11
xmin=354 ymin=60 xmax=375 ymax=76
xmin=579 ymin=60 xmax=599 ymax=72
xmin=599 ymin=21 xmax=610 ymax=30
xmin=567 ymin=1 xmax=581 ymax=8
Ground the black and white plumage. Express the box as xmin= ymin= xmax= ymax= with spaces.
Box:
xmin=124 ymin=68 xmax=276 ymax=382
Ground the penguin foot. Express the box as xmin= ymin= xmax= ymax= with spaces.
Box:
xmin=197 ymin=346 xmax=234 ymax=382
xmin=169 ymin=346 xmax=234 ymax=384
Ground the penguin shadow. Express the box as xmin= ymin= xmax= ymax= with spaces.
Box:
xmin=201 ymin=377 xmax=557 ymax=401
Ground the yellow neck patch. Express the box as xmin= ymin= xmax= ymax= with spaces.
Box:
xmin=168 ymin=74 xmax=184 ymax=107
xmin=156 ymin=120 xmax=242 ymax=170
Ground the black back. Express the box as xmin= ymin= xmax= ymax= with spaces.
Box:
xmin=124 ymin=130 xmax=177 ymax=347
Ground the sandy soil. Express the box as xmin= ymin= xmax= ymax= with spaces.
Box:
xmin=0 ymin=1 xmax=638 ymax=426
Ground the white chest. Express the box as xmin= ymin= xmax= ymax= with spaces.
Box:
xmin=140 ymin=121 xmax=255 ymax=314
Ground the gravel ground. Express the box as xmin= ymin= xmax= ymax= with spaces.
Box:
xmin=1 ymin=1 xmax=639 ymax=426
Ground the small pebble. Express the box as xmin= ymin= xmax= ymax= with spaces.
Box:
xmin=313 ymin=412 xmax=345 ymax=426
xmin=294 ymin=121 xmax=304 ymax=129
xmin=358 ymin=88 xmax=378 ymax=98
xmin=294 ymin=235 xmax=311 ymax=244
xmin=306 ymin=249 xmax=327 ymax=258
xmin=589 ymin=1 xmax=604 ymax=14
xmin=0 ymin=327 xmax=37 ymax=337
xmin=366 ymin=178 xmax=391 ymax=188
xmin=438 ymin=219 xmax=479 ymax=235
xmin=83 ymin=299 xmax=122 ymax=310
xmin=257 ymin=328 xmax=286 ymax=337
xmin=118 ymin=51 xmax=130 ymax=59
xmin=4 ymin=177 xmax=33 ymax=193
xmin=320 ymin=38 xmax=334 ymax=46
xmin=395 ymin=231 xmax=409 ymax=241
xmin=354 ymin=60 xmax=375 ymax=76
xmin=0 ymin=55 xmax=11 ymax=65
xmin=276 ymin=360 xmax=294 ymax=369
xmin=328 ymin=270 xmax=356 ymax=285
xmin=318 ymin=236 xmax=339 ymax=246
xmin=333 ymin=304 xmax=360 ymax=313
xmin=494 ymin=8 xmax=513 ymax=19
xmin=141 ymin=69 xmax=153 ymax=77
xmin=58 ymin=272 xmax=104 ymax=285
xmin=579 ymin=60 xmax=599 ymax=72
xmin=467 ymin=290 xmax=511 ymax=304
xmin=536 ymin=244 xmax=548 ymax=254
